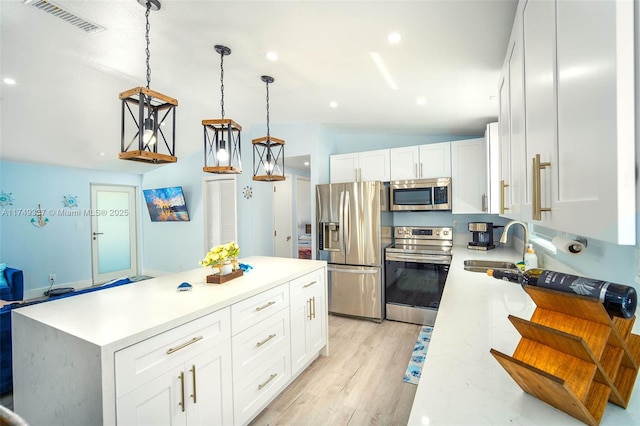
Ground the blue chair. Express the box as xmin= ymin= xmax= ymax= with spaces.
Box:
xmin=0 ymin=266 xmax=24 ymax=302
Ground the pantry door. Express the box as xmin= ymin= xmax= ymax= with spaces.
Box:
xmin=90 ymin=184 xmax=138 ymax=284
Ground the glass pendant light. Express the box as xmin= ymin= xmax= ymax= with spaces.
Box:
xmin=202 ymin=45 xmax=242 ymax=174
xmin=119 ymin=0 xmax=178 ymax=164
xmin=253 ymin=75 xmax=285 ymax=181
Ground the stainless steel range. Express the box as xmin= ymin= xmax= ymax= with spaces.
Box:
xmin=385 ymin=226 xmax=453 ymax=325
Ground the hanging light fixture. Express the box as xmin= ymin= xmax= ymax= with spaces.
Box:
xmin=253 ymin=75 xmax=285 ymax=181
xmin=202 ymin=45 xmax=242 ymax=174
xmin=119 ymin=0 xmax=178 ymax=164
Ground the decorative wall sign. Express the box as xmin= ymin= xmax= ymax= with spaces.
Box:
xmin=63 ymin=195 xmax=79 ymax=208
xmin=0 ymin=191 xmax=14 ymax=206
xmin=31 ymin=204 xmax=49 ymax=227
xmin=243 ymin=186 xmax=253 ymax=199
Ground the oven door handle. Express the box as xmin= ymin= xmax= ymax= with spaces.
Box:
xmin=385 ymin=253 xmax=451 ymax=265
xmin=328 ymin=266 xmax=379 ymax=274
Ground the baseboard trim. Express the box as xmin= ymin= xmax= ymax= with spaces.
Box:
xmin=24 ymin=278 xmax=93 ymax=301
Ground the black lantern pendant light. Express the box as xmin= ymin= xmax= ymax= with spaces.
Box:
xmin=119 ymin=0 xmax=178 ymax=164
xmin=202 ymin=45 xmax=242 ymax=174
xmin=253 ymin=76 xmax=285 ymax=181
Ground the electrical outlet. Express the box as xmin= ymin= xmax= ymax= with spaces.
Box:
xmin=49 ymin=273 xmax=56 ymax=282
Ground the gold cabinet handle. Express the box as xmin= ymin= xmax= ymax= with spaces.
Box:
xmin=190 ymin=365 xmax=197 ymax=404
xmin=312 ymin=296 xmax=316 ymax=319
xmin=167 ymin=336 xmax=203 ymax=355
xmin=178 ymin=371 xmax=185 ymax=412
xmin=307 ymin=298 xmax=313 ymax=320
xmin=303 ymin=280 xmax=317 ymax=288
xmin=256 ymin=333 xmax=277 ymax=348
xmin=500 ymin=180 xmax=510 ymax=214
xmin=258 ymin=373 xmax=278 ymax=390
xmin=255 ymin=300 xmax=276 ymax=312
xmin=532 ymin=154 xmax=551 ymax=220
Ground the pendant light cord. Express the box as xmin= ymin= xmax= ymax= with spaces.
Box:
xmin=145 ymin=2 xmax=151 ymax=90
xmin=220 ymin=52 xmax=225 ymax=119
xmin=265 ymin=80 xmax=270 ymax=138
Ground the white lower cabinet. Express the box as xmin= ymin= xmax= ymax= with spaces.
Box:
xmin=232 ymin=283 xmax=291 ymax=425
xmin=114 ymin=275 xmax=328 ymax=426
xmin=290 ymin=268 xmax=326 ymax=375
xmin=115 ymin=308 xmax=233 ymax=426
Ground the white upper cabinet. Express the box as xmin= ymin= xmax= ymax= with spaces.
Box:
xmin=451 ymin=138 xmax=487 ymax=214
xmin=330 ymin=149 xmax=390 ymax=183
xmin=390 ymin=142 xmax=451 ymax=181
xmin=551 ymin=0 xmax=635 ymax=245
xmin=503 ymin=0 xmax=636 ymax=244
xmin=522 ymin=0 xmax=556 ymax=225
xmin=389 ymin=146 xmax=420 ymax=180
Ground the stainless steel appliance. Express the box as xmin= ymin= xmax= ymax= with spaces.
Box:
xmin=316 ymin=181 xmax=391 ymax=322
xmin=389 ymin=178 xmax=451 ymax=211
xmin=385 ymin=226 xmax=452 ymax=325
xmin=467 ymin=222 xmax=497 ymax=250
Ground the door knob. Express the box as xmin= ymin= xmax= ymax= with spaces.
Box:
xmin=92 ymin=232 xmax=104 ymax=240
xmin=286 ymin=236 xmax=291 ymax=241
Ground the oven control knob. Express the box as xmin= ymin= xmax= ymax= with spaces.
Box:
xmin=436 ymin=231 xmax=440 ymax=236
xmin=443 ymin=230 xmax=449 ymax=235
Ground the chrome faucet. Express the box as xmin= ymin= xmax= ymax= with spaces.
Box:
xmin=499 ymin=220 xmax=529 ymax=261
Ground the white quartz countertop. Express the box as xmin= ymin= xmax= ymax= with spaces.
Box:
xmin=13 ymin=256 xmax=326 ymax=352
xmin=408 ymin=246 xmax=640 ymax=426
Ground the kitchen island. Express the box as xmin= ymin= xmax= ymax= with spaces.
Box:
xmin=408 ymin=246 xmax=640 ymax=425
xmin=12 ymin=256 xmax=327 ymax=426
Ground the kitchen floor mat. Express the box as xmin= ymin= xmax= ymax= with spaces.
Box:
xmin=403 ymin=325 xmax=433 ymax=385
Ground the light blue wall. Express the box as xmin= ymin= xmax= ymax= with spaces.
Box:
xmin=140 ymin=122 xmax=336 ymax=274
xmin=332 ymin=131 xmax=479 ymax=154
xmin=0 ymin=160 xmax=141 ymax=293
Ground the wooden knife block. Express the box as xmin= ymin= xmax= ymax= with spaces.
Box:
xmin=491 ymin=285 xmax=640 ymax=425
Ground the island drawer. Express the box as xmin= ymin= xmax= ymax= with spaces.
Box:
xmin=114 ymin=307 xmax=231 ymax=398
xmin=289 ymin=268 xmax=324 ymax=306
xmin=233 ymin=344 xmax=291 ymax=426
xmin=232 ymin=307 xmax=290 ymax=380
xmin=231 ymin=283 xmax=289 ymax=335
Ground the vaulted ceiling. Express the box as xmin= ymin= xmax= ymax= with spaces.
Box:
xmin=0 ymin=0 xmax=517 ymax=173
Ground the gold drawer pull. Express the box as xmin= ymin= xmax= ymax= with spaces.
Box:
xmin=258 ymin=373 xmax=278 ymax=390
xmin=167 ymin=336 xmax=203 ymax=355
xmin=303 ymin=280 xmax=317 ymax=288
xmin=256 ymin=333 xmax=277 ymax=347
xmin=178 ymin=371 xmax=185 ymax=412
xmin=500 ymin=180 xmax=510 ymax=214
xmin=255 ymin=300 xmax=276 ymax=312
xmin=532 ymin=154 xmax=551 ymax=220
xmin=190 ymin=365 xmax=197 ymax=404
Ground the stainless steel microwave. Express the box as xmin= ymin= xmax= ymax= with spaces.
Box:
xmin=389 ymin=178 xmax=452 ymax=211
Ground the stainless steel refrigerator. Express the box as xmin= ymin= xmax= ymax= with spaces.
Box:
xmin=316 ymin=181 xmax=390 ymax=322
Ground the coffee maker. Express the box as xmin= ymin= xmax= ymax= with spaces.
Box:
xmin=467 ymin=222 xmax=497 ymax=250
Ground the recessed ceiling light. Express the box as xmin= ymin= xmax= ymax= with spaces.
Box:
xmin=3 ymin=78 xmax=16 ymax=85
xmin=266 ymin=51 xmax=278 ymax=61
xmin=99 ymin=152 xmax=105 ymax=157
xmin=329 ymin=101 xmax=338 ymax=108
xmin=416 ymin=96 xmax=427 ymax=105
xmin=387 ymin=32 xmax=402 ymax=45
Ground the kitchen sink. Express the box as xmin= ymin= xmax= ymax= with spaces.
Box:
xmin=463 ymin=259 xmax=520 ymax=273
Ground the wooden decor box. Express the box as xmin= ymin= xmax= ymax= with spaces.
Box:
xmin=206 ymin=269 xmax=243 ymax=284
xmin=491 ymin=285 xmax=640 ymax=425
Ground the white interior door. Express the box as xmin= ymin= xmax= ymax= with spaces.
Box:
xmin=273 ymin=177 xmax=293 ymax=258
xmin=90 ymin=184 xmax=138 ymax=284
xmin=203 ymin=177 xmax=237 ymax=251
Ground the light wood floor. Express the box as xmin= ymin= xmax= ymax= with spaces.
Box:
xmin=0 ymin=316 xmax=421 ymax=424
xmin=250 ymin=315 xmax=421 ymax=426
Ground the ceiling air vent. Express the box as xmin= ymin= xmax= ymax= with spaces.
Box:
xmin=24 ymin=0 xmax=105 ymax=34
